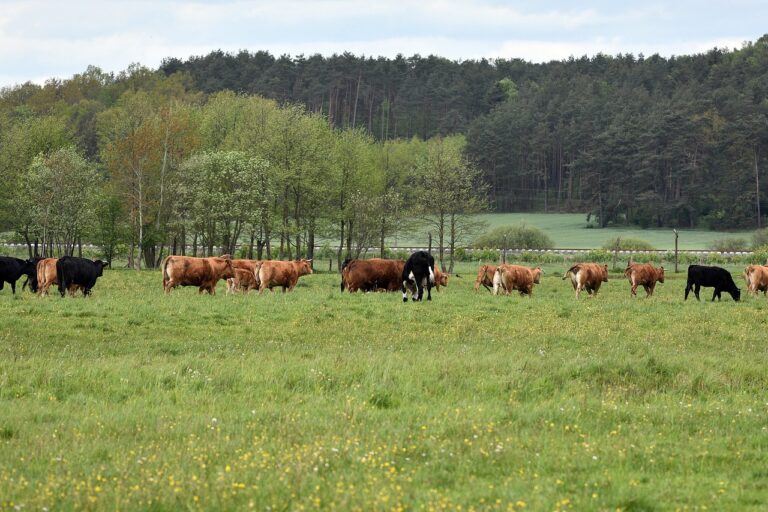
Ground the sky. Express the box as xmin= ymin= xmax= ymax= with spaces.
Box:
xmin=1 ymin=0 xmax=766 ymax=87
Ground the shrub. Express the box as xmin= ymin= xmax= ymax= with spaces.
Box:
xmin=518 ymin=251 xmax=566 ymax=264
xmin=581 ymin=249 xmax=612 ymax=263
xmin=601 ymin=237 xmax=656 ymax=251
xmin=631 ymin=252 xmax=661 ymax=264
xmin=708 ymin=237 xmax=748 ymax=252
xmin=748 ymin=245 xmax=768 ymax=265
xmin=473 ymin=225 xmax=553 ymax=250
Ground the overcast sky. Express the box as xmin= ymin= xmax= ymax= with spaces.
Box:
xmin=1 ymin=0 xmax=766 ymax=87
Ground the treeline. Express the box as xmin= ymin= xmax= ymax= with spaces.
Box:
xmin=0 ymin=70 xmax=485 ymax=271
xmin=161 ymin=38 xmax=768 ymax=229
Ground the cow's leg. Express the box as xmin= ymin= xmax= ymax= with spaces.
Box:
xmin=693 ymin=284 xmax=701 ymax=301
xmin=426 ymin=277 xmax=432 ymax=301
xmin=712 ymin=289 xmax=719 ymax=301
xmin=630 ymin=282 xmax=638 ymax=297
xmin=645 ymin=284 xmax=653 ymax=297
xmin=10 ymin=281 xmax=16 ymax=295
xmin=401 ymin=279 xmax=409 ymax=302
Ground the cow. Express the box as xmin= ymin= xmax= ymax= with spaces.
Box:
xmin=226 ymin=268 xmax=260 ymax=295
xmin=401 ymin=251 xmax=435 ymax=302
xmin=492 ymin=264 xmax=541 ymax=296
xmin=474 ymin=264 xmax=497 ymax=292
xmin=434 ymin=267 xmax=449 ymax=291
xmin=743 ymin=265 xmax=768 ymax=297
xmin=685 ymin=264 xmax=741 ymax=302
xmin=162 ymin=255 xmax=235 ymax=295
xmin=257 ymin=259 xmax=313 ymax=293
xmin=56 ymin=257 xmax=108 ymax=297
xmin=0 ymin=256 xmax=38 ymax=295
xmin=563 ymin=263 xmax=609 ymax=299
xmin=37 ymin=258 xmax=59 ymax=296
xmin=624 ymin=263 xmax=665 ymax=298
xmin=341 ymin=258 xmax=405 ymax=292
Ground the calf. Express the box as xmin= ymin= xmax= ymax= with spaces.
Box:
xmin=434 ymin=268 xmax=449 ymax=291
xmin=474 ymin=264 xmax=497 ymax=292
xmin=685 ymin=264 xmax=740 ymax=302
xmin=258 ymin=259 xmax=313 ymax=293
xmin=401 ymin=251 xmax=435 ymax=302
xmin=226 ymin=267 xmax=260 ymax=294
xmin=624 ymin=263 xmax=665 ymax=298
xmin=563 ymin=263 xmax=609 ymax=299
xmin=743 ymin=265 xmax=768 ymax=297
xmin=163 ymin=255 xmax=235 ymax=295
xmin=57 ymin=256 xmax=109 ymax=297
xmin=493 ymin=264 xmax=540 ymax=297
xmin=0 ymin=256 xmax=37 ymax=295
xmin=37 ymin=258 xmax=59 ymax=296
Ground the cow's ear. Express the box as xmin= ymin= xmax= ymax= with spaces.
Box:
xmin=306 ymin=259 xmax=313 ymax=263
xmin=102 ymin=261 xmax=109 ymax=268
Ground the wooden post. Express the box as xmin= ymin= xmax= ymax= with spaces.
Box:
xmin=502 ymin=234 xmax=507 ymax=264
xmin=674 ymin=229 xmax=679 ymax=273
xmin=428 ymin=232 xmax=432 ymax=253
xmin=329 ymin=258 xmax=333 ymax=272
xmin=612 ymin=237 xmax=621 ymax=271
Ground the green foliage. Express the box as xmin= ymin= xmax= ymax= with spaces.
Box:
xmin=751 ymin=228 xmax=768 ymax=249
xmin=473 ymin=225 xmax=553 ymax=250
xmin=708 ymin=237 xmax=749 ymax=252
xmin=602 ymin=237 xmax=656 ymax=251
xmin=582 ymin=249 xmax=612 ymax=263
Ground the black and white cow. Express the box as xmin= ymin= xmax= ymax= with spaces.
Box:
xmin=401 ymin=250 xmax=435 ymax=302
xmin=0 ymin=256 xmax=38 ymax=295
xmin=57 ymin=256 xmax=109 ymax=297
xmin=685 ymin=264 xmax=741 ymax=302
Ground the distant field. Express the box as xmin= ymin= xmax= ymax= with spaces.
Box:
xmin=1 ymin=266 xmax=765 ymax=510
xmin=389 ymin=213 xmax=752 ymax=250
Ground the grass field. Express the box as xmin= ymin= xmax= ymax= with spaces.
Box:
xmin=391 ymin=214 xmax=753 ymax=250
xmin=1 ymin=263 xmax=767 ymax=510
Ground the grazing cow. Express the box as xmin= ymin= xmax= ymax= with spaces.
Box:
xmin=743 ymin=265 xmax=768 ymax=297
xmin=258 ymin=259 xmax=313 ymax=293
xmin=0 ymin=256 xmax=38 ymax=295
xmin=341 ymin=258 xmax=405 ymax=292
xmin=37 ymin=258 xmax=59 ymax=296
xmin=226 ymin=268 xmax=260 ymax=294
xmin=57 ymin=256 xmax=109 ymax=297
xmin=401 ymin=251 xmax=435 ymax=302
xmin=624 ymin=263 xmax=665 ymax=298
xmin=492 ymin=264 xmax=541 ymax=296
xmin=563 ymin=263 xmax=609 ymax=299
xmin=685 ymin=265 xmax=741 ymax=302
xmin=162 ymin=255 xmax=235 ymax=295
xmin=434 ymin=268 xmax=449 ymax=291
xmin=474 ymin=264 xmax=497 ymax=292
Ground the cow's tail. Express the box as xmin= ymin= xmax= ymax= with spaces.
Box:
xmin=56 ymin=258 xmax=66 ymax=297
xmin=161 ymin=256 xmax=172 ymax=289
xmin=562 ymin=265 xmax=579 ymax=280
xmin=623 ymin=264 xmax=633 ymax=278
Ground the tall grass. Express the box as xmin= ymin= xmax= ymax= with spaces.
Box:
xmin=0 ymin=266 xmax=765 ymax=510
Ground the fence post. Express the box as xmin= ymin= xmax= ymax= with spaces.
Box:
xmin=674 ymin=229 xmax=679 ymax=273
xmin=612 ymin=237 xmax=621 ymax=271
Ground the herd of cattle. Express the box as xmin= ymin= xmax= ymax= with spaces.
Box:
xmin=2 ymin=251 xmax=768 ymax=302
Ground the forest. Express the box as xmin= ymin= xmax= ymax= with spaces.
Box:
xmin=1 ymin=35 xmax=767 ymax=271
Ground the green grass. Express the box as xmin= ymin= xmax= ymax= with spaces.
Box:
xmin=1 ymin=265 xmax=766 ymax=510
xmin=391 ymin=213 xmax=752 ymax=250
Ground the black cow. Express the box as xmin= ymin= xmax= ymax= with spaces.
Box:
xmin=0 ymin=257 xmax=38 ymax=295
xmin=57 ymin=256 xmax=108 ymax=297
xmin=685 ymin=264 xmax=741 ymax=302
xmin=401 ymin=250 xmax=435 ymax=302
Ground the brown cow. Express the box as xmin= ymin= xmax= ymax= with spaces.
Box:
xmin=36 ymin=258 xmax=83 ymax=297
xmin=474 ymin=264 xmax=497 ymax=292
xmin=492 ymin=264 xmax=540 ymax=296
xmin=743 ymin=265 xmax=768 ymax=296
xmin=433 ymin=268 xmax=449 ymax=291
xmin=341 ymin=258 xmax=405 ymax=292
xmin=162 ymin=255 xmax=235 ymax=295
xmin=563 ymin=263 xmax=609 ymax=299
xmin=624 ymin=263 xmax=665 ymax=297
xmin=226 ymin=268 xmax=260 ymax=295
xmin=258 ymin=259 xmax=313 ymax=293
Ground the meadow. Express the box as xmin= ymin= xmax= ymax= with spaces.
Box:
xmin=1 ymin=263 xmax=767 ymax=510
xmin=390 ymin=214 xmax=752 ymax=250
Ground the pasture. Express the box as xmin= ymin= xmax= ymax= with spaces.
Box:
xmin=1 ymin=264 xmax=766 ymax=510
xmin=390 ymin=214 xmax=752 ymax=250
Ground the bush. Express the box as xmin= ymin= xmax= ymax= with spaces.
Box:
xmin=601 ymin=237 xmax=656 ymax=251
xmin=748 ymin=245 xmax=768 ymax=265
xmin=473 ymin=225 xmax=553 ymax=250
xmin=581 ymin=249 xmax=612 ymax=263
xmin=708 ymin=238 xmax=748 ymax=252
xmin=631 ymin=252 xmax=661 ymax=264
xmin=518 ymin=251 xmax=566 ymax=264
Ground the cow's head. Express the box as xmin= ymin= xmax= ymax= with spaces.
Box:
xmin=657 ymin=266 xmax=665 ymax=283
xmin=732 ymin=286 xmax=742 ymax=302
xmin=530 ymin=267 xmax=543 ymax=284
xmin=602 ymin=264 xmax=609 ymax=281
xmin=93 ymin=260 xmax=108 ymax=277
xmin=436 ymin=271 xmax=448 ymax=287
xmin=296 ymin=259 xmax=313 ymax=276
